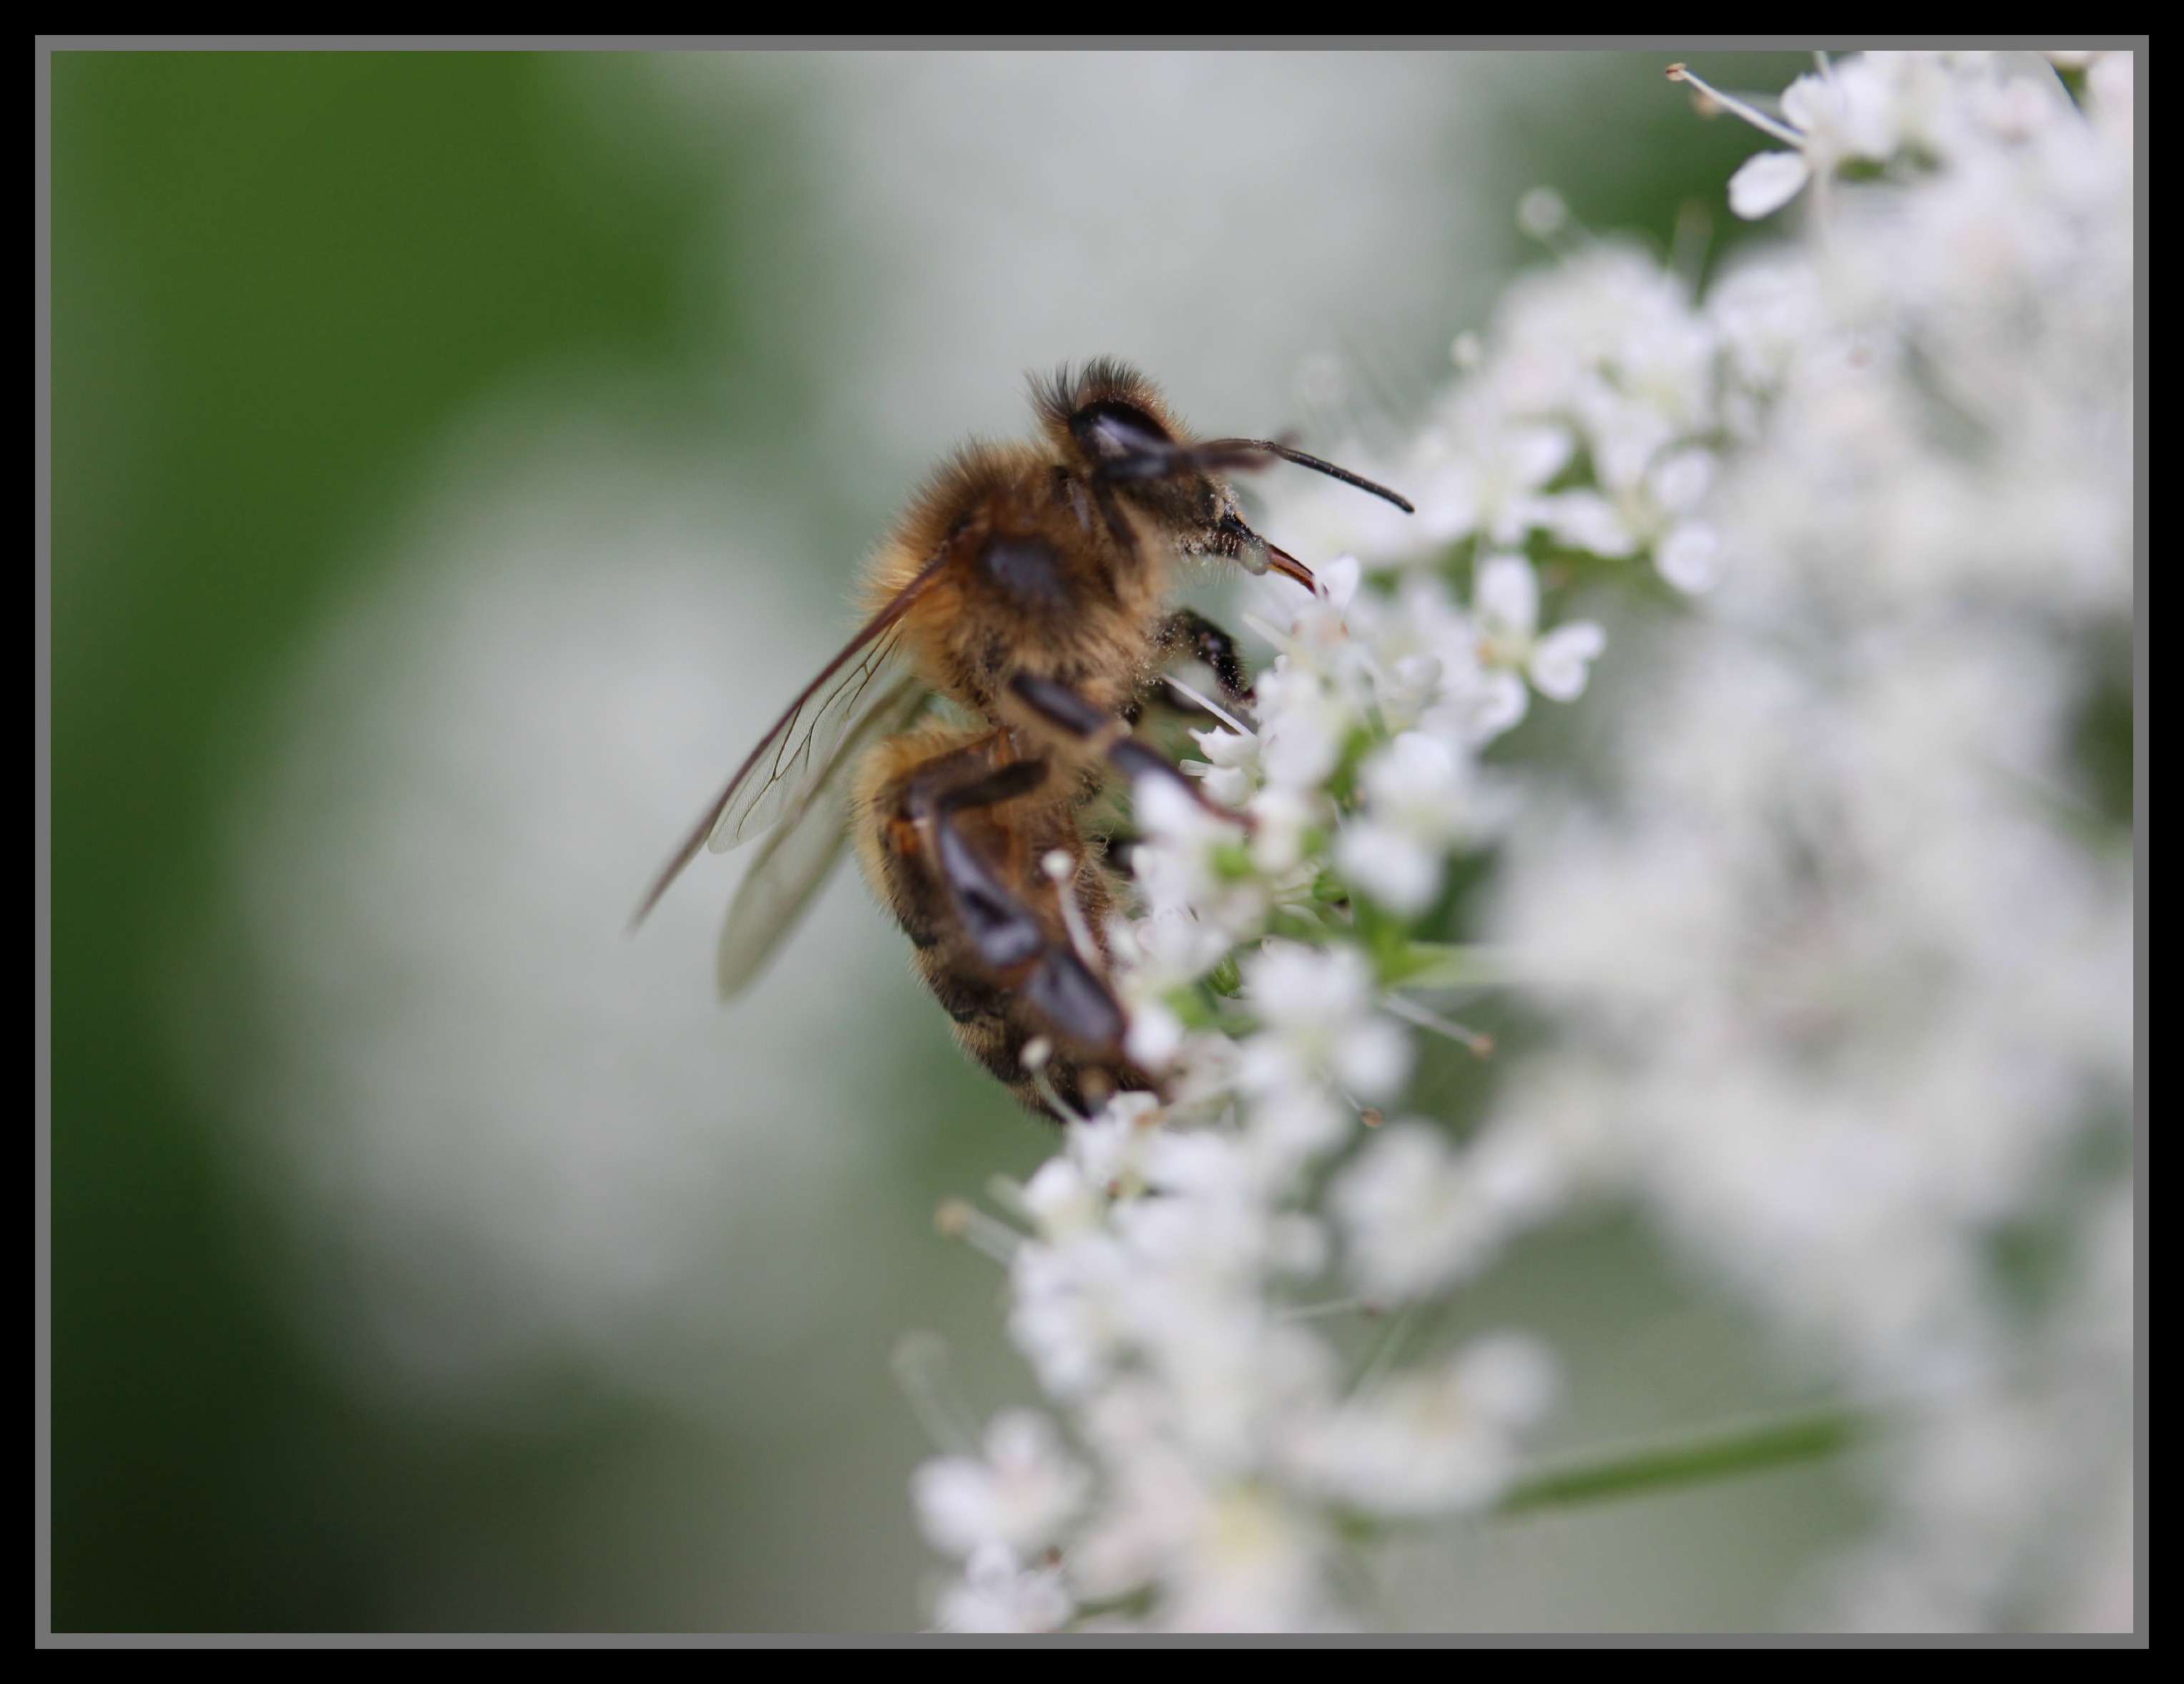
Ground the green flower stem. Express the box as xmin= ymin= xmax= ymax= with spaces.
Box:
xmin=1495 ymin=1407 xmax=1864 ymax=1516
xmin=1390 ymin=942 xmax=1513 ymax=990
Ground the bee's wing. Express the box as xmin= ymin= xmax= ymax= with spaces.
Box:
xmin=715 ymin=673 xmax=932 ymax=999
xmin=632 ymin=551 xmax=951 ymax=929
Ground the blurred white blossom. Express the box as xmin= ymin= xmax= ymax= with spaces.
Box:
xmin=914 ymin=1410 xmax=1092 ymax=1560
xmin=913 ymin=51 xmax=2135 ymax=1632
xmin=931 ymin=1542 xmax=1074 ymax=1634
xmin=1338 ymin=733 xmax=1473 ymax=915
xmin=1331 ymin=1120 xmax=1567 ymax=1305
xmin=1293 ymin=1336 xmax=1559 ymax=1516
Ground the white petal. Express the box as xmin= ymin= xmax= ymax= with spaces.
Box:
xmin=1656 ymin=521 xmax=1723 ymax=593
xmin=1648 ymin=447 xmax=1715 ymax=513
xmin=1318 ymin=552 xmax=1363 ymax=612
xmin=1338 ymin=822 xmax=1443 ymax=916
xmin=1125 ymin=1000 xmax=1186 ymax=1072
xmin=1415 ymin=468 xmax=1481 ymax=543
xmin=1509 ymin=424 xmax=1577 ymax=489
xmin=1190 ymin=725 xmax=1259 ymax=768
xmin=1335 ymin=1017 xmax=1414 ymax=1100
xmin=1452 ymin=1335 xmax=1562 ymax=1431
xmin=1473 ymin=554 xmax=1539 ymax=637
xmin=1429 ymin=668 xmax=1529 ymax=748
xmin=1203 ymin=765 xmax=1253 ymax=809
xmin=1543 ymin=491 xmax=1638 ymax=559
xmin=1728 ymin=150 xmax=1813 ymax=220
xmin=1527 ymin=622 xmax=1606 ymax=703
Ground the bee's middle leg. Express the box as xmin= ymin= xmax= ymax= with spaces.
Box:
xmin=1008 ymin=672 xmax=1242 ymax=823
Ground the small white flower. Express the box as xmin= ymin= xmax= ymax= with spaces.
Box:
xmin=1335 ymin=827 xmax=1439 ymax=921
xmin=913 ymin=1410 xmax=1092 ymax=1560
xmin=1710 ymin=255 xmax=1828 ymax=393
xmin=1371 ymin=652 xmax=1446 ymax=735
xmin=1240 ymin=943 xmax=1412 ymax=1107
xmin=1067 ymin=1406 xmax=1205 ymax=1602
xmin=1009 ymin=1230 xmax=1135 ymax=1399
xmin=1656 ymin=519 xmax=1723 ymax=592
xmin=1254 ymin=662 xmax=1357 ymax=793
xmin=1123 ymin=998 xmax=1187 ymax=1073
xmin=1543 ymin=490 xmax=1639 ymax=558
xmin=1474 ymin=551 xmax=1540 ymax=642
xmin=1122 ymin=910 xmax=1233 ymax=993
xmin=1137 ymin=1125 xmax=1255 ymax=1207
xmin=1527 ymin=622 xmax=1607 ymax=703
xmin=1165 ymin=1484 xmax=1334 ymax=1633
xmin=1424 ymin=668 xmax=1529 ymax=749
xmin=1316 ymin=552 xmax=1363 ymax=612
xmin=1781 ymin=59 xmax=1904 ymax=168
xmin=1331 ymin=1120 xmax=1564 ymax=1302
xmin=1022 ymin=1155 xmax=1105 ymax=1240
xmin=1068 ymin=1092 xmax=1164 ymax=1194
xmin=1130 ymin=776 xmax=1265 ymax=943
xmin=1338 ymin=733 xmax=1473 ymax=916
xmin=1473 ymin=554 xmax=1607 ymax=708
xmin=1649 ymin=445 xmax=1715 ymax=514
xmin=1730 ymin=150 xmax=1815 ymax=219
xmin=1190 ymin=721 xmax=1260 ymax=811
xmin=1244 ymin=782 xmax=1322 ymax=879
xmin=1451 ymin=1332 xmax=1562 ymax=1431
xmin=1291 ymin=1336 xmax=1557 ymax=1517
xmin=931 ymin=1541 xmax=1074 ymax=1633
xmin=1419 ymin=421 xmax=1576 ymax=549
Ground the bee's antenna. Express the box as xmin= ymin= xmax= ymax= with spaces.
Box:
xmin=1196 ymin=439 xmax=1415 ymax=514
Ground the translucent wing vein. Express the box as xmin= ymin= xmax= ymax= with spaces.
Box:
xmin=715 ymin=674 xmax=933 ymax=998
xmin=631 ymin=549 xmax=949 ymax=930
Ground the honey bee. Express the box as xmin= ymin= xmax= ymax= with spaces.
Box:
xmin=636 ymin=359 xmax=1410 ymax=1118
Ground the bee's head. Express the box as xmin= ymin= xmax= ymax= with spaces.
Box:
xmin=1031 ymin=357 xmax=1410 ymax=589
xmin=1033 ymin=358 xmax=1185 ymax=480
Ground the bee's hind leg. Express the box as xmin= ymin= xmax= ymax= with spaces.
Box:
xmin=904 ymin=753 xmax=1129 ymax=1063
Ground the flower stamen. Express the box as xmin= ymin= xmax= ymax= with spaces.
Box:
xmin=1665 ymin=62 xmax=1806 ymax=146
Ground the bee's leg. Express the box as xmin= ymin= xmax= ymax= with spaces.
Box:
xmin=1154 ymin=608 xmax=1255 ymax=705
xmin=918 ymin=755 xmax=1049 ymax=820
xmin=904 ymin=753 xmax=1129 ymax=1061
xmin=906 ymin=756 xmax=1052 ymax=973
xmin=931 ymin=811 xmax=1127 ymax=1064
xmin=1009 ymin=672 xmax=1240 ymax=823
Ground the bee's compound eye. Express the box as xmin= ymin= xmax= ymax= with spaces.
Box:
xmin=1072 ymin=401 xmax=1172 ymax=466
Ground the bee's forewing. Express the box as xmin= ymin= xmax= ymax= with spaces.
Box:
xmin=632 ymin=549 xmax=952 ymax=930
xmin=707 ymin=631 xmax=904 ymax=852
xmin=714 ymin=675 xmax=931 ymax=999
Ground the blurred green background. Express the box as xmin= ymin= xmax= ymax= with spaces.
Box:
xmin=47 ymin=49 xmax=1851 ymax=1632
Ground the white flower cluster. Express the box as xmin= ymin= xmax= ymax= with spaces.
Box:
xmin=1505 ymin=52 xmax=2138 ymax=1631
xmin=912 ymin=52 xmax=2135 ymax=1632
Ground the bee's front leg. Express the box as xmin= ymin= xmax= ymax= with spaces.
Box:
xmin=1153 ymin=607 xmax=1255 ymax=706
